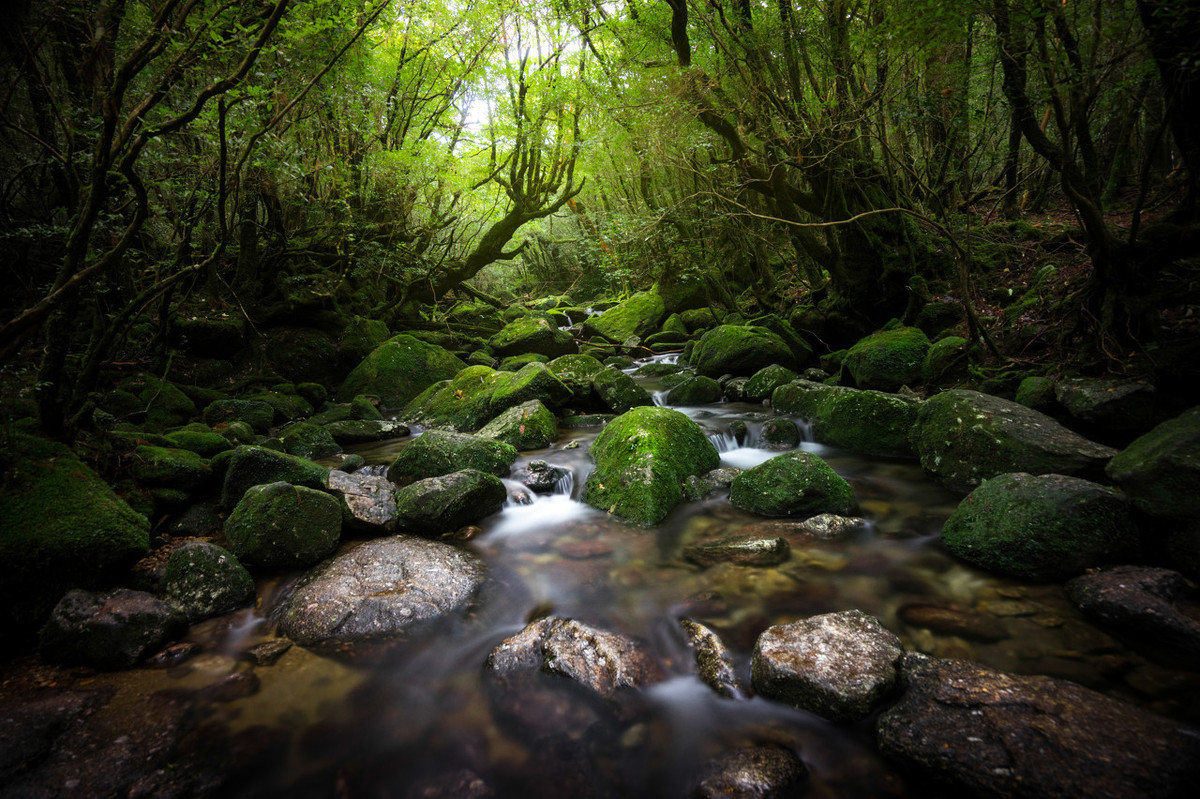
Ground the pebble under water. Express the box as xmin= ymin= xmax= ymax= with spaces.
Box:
xmin=11 ymin=358 xmax=1200 ymax=799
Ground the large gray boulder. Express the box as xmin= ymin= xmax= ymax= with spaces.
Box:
xmin=325 ymin=469 xmax=397 ymax=534
xmin=39 ymin=589 xmax=186 ymax=670
xmin=393 ymin=469 xmax=507 ymax=535
xmin=911 ymin=390 xmax=1116 ymax=493
xmin=877 ymin=654 xmax=1200 ymax=799
xmin=276 ymin=536 xmax=486 ymax=646
xmin=941 ymin=472 xmax=1141 ymax=581
xmin=751 ymin=610 xmax=902 ymax=720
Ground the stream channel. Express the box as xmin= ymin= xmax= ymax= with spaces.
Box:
xmin=48 ymin=356 xmax=1200 ymax=798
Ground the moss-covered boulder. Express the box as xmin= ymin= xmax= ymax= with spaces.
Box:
xmin=0 ymin=435 xmax=151 ymax=635
xmin=279 ymin=421 xmax=341 ymax=460
xmin=745 ymin=365 xmax=799 ymax=403
xmin=817 ymin=390 xmax=921 ymax=456
xmin=490 ymin=362 xmax=573 ymax=414
xmin=730 ymin=452 xmax=857 ymax=518
xmin=203 ymin=398 xmax=275 ymax=433
xmin=771 ymin=380 xmax=853 ymax=418
xmin=666 ymin=375 xmax=722 ymax=406
xmin=402 ymin=365 xmax=508 ymax=431
xmin=224 ymin=482 xmax=341 ymax=568
xmin=160 ymin=541 xmax=255 ymax=622
xmin=489 ymin=315 xmax=577 ymax=359
xmin=478 ymin=400 xmax=557 ymax=450
xmin=244 ymin=390 xmax=313 ymax=424
xmin=163 ymin=429 xmax=233 ymax=458
xmin=1015 ymin=376 xmax=1057 ymax=411
xmin=394 ymin=469 xmax=507 ymax=535
xmin=115 ymin=374 xmax=197 ymax=430
xmin=38 ymin=588 xmax=187 ymax=670
xmin=749 ymin=314 xmax=813 ymax=366
xmin=761 ymin=418 xmax=801 ymax=449
xmin=130 ymin=445 xmax=212 ymax=491
xmin=338 ymin=334 xmax=466 ymax=408
xmin=386 ymin=430 xmax=518 ymax=485
xmin=322 ymin=419 xmax=409 ymax=445
xmin=680 ymin=308 xmax=719 ymax=332
xmin=1055 ymin=377 xmax=1159 ymax=434
xmin=581 ymin=407 xmax=719 ymax=524
xmin=662 ymin=313 xmax=688 ymax=336
xmin=263 ymin=326 xmax=345 ymax=386
xmin=1105 ymin=406 xmax=1200 ymax=519
xmin=843 ymin=327 xmax=930 ymax=392
xmin=911 ymin=390 xmax=1116 ymax=493
xmin=941 ymin=472 xmax=1142 ymax=580
xmin=219 ymin=445 xmax=330 ymax=508
xmin=593 ymin=366 xmax=654 ymax=414
xmin=548 ymin=353 xmax=607 ymax=399
xmin=498 ymin=353 xmax=549 ymax=371
xmin=692 ymin=326 xmax=797 ymax=378
xmin=921 ymin=335 xmax=977 ymax=388
xmin=583 ymin=292 xmax=665 ymax=343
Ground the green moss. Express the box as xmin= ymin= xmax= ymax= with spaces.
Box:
xmin=489 ymin=315 xmax=577 ymax=358
xmin=729 ymin=451 xmax=857 ymax=518
xmin=770 ymin=380 xmax=853 ymax=418
xmin=592 ymin=367 xmax=654 ymax=414
xmin=1105 ymin=406 xmax=1200 ymax=518
xmin=130 ymin=445 xmax=212 ymax=490
xmin=584 ymin=292 xmax=665 ymax=342
xmin=843 ymin=327 xmax=930 ymax=391
xmin=393 ymin=469 xmax=507 ymax=535
xmin=160 ymin=541 xmax=255 ymax=621
xmin=691 ymin=325 xmax=796 ymax=378
xmin=816 ymin=390 xmax=920 ymax=456
xmin=204 ymin=399 xmax=275 ymax=433
xmin=921 ymin=335 xmax=976 ymax=388
xmin=941 ymin=472 xmax=1141 ymax=580
xmin=163 ymin=429 xmax=233 ymax=457
xmin=1015 ymin=376 xmax=1057 ymax=410
xmin=745 ymin=365 xmax=799 ymax=402
xmin=478 ymin=400 xmax=557 ymax=450
xmin=219 ymin=445 xmax=330 ymax=508
xmin=279 ymin=421 xmax=341 ymax=460
xmin=225 ymin=482 xmax=341 ymax=569
xmin=490 ymin=362 xmax=573 ymax=413
xmin=403 ymin=365 xmax=509 ymax=431
xmin=662 ymin=313 xmax=688 ymax=336
xmin=548 ymin=353 xmax=607 ymax=398
xmin=338 ymin=334 xmax=466 ymax=408
xmin=581 ymin=406 xmax=720 ymax=524
xmin=665 ymin=375 xmax=722 ymax=405
xmin=242 ymin=391 xmax=313 ymax=424
xmin=679 ymin=308 xmax=718 ymax=332
xmin=498 ymin=353 xmax=549 ymax=371
xmin=116 ymin=374 xmax=197 ymax=431
xmin=386 ymin=430 xmax=518 ymax=485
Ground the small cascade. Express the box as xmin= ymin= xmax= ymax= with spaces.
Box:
xmin=707 ymin=430 xmax=741 ymax=453
xmin=552 ymin=469 xmax=575 ymax=498
xmin=652 ymin=389 xmax=669 ymax=407
xmin=502 ymin=478 xmax=536 ymax=507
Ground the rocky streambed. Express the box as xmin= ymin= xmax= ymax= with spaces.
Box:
xmin=3 ymin=334 xmax=1200 ymax=798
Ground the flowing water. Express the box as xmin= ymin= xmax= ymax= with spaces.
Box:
xmin=142 ymin=360 xmax=1200 ymax=797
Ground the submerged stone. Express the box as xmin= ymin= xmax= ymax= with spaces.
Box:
xmin=694 ymin=747 xmax=808 ymax=799
xmin=683 ymin=536 xmax=790 ymax=568
xmin=679 ymin=618 xmax=745 ymax=699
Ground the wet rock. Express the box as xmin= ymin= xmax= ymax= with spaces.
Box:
xmin=1015 ymin=375 xmax=1057 ymax=411
xmin=404 ymin=769 xmax=495 ymax=799
xmin=694 ymin=746 xmax=809 ymax=799
xmin=559 ymin=413 xmax=616 ymax=428
xmin=486 ymin=616 xmax=662 ymax=699
xmin=797 ymin=513 xmax=867 ymax=539
xmin=704 ymin=466 xmax=742 ymax=491
xmin=722 ymin=376 xmax=750 ymax=402
xmin=843 ymin=327 xmax=930 ymax=392
xmin=941 ymin=472 xmax=1141 ymax=580
xmin=0 ymin=434 xmax=150 ymax=636
xmin=386 ymin=430 xmax=518 ymax=485
xmin=160 ymin=541 xmax=256 ymax=622
xmin=911 ymin=390 xmax=1116 ymax=493
xmin=276 ymin=536 xmax=485 ymax=646
xmin=760 ymin=418 xmax=800 ymax=449
xmin=498 ymin=352 xmax=549 ymax=371
xmin=548 ymin=353 xmax=608 ymax=402
xmin=203 ymin=398 xmax=276 ymax=433
xmin=164 ymin=428 xmax=234 ymax=457
xmin=130 ymin=444 xmax=212 ymax=491
xmin=877 ymin=653 xmax=1200 ymax=799
xmin=279 ymin=420 xmax=341 ymax=460
xmin=1105 ymin=406 xmax=1200 ymax=519
xmin=326 ymin=468 xmax=397 ymax=534
xmin=751 ymin=609 xmax=902 ymax=720
xmin=692 ymin=325 xmax=798 ymax=378
xmin=147 ymin=640 xmax=202 ymax=667
xmin=490 ymin=314 xmax=579 ymax=358
xmin=514 ymin=460 xmax=573 ymax=493
xmin=592 ymin=365 xmax=655 ymax=414
xmin=1066 ymin=566 xmax=1200 ymax=669
xmin=243 ymin=638 xmax=292 ymax=666
xmin=666 ymin=374 xmax=723 ymax=405
xmin=477 ymin=399 xmax=557 ymax=450
xmin=770 ymin=379 xmax=853 ymax=417
xmin=680 ymin=618 xmax=745 ymax=698
xmin=921 ymin=335 xmax=978 ymax=388
xmin=897 ymin=604 xmax=1009 ymax=643
xmin=1055 ymin=377 xmax=1158 ymax=433
xmin=219 ymin=444 xmax=330 ymax=508
xmin=581 ymin=406 xmax=720 ymax=524
xmin=196 ymin=670 xmax=261 ymax=703
xmin=338 ymin=333 xmax=466 ymax=407
xmin=225 ymin=481 xmax=342 ymax=569
xmin=745 ymin=366 xmax=800 ymax=404
xmin=683 ymin=536 xmax=790 ymax=568
xmin=39 ymin=588 xmax=187 ymax=669
xmin=394 ymin=469 xmax=507 ymax=535
xmin=323 ymin=419 xmax=408 ymax=447
xmin=730 ymin=451 xmax=857 ymax=518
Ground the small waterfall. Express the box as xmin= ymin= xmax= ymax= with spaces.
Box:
xmin=502 ymin=478 xmax=536 ymax=507
xmin=553 ymin=469 xmax=575 ymax=498
xmin=707 ymin=430 xmax=740 ymax=453
xmin=652 ymin=389 xmax=669 ymax=407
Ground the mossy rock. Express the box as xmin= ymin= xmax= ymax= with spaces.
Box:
xmin=467 ymin=350 xmax=494 ymax=367
xmin=635 ymin=362 xmax=686 ymax=378
xmin=941 ymin=472 xmax=1141 ymax=580
xmin=498 ymin=353 xmax=550 ymax=371
xmin=749 ymin=314 xmax=814 ymax=365
xmin=603 ymin=356 xmax=634 ymax=369
xmin=921 ymin=336 xmax=977 ymax=387
xmin=402 ymin=365 xmax=509 ymax=431
xmin=393 ymin=469 xmax=508 ymax=535
xmin=339 ymin=316 xmax=392 ymax=365
xmin=489 ymin=362 xmax=573 ymax=414
xmin=489 ymin=315 xmax=577 ymax=359
xmin=225 ymin=482 xmax=341 ymax=569
xmin=338 ymin=334 xmax=467 ymax=409
xmin=581 ymin=406 xmax=720 ymax=525
xmin=816 ymin=390 xmax=920 ymax=456
xmin=679 ymin=308 xmax=719 ymax=332
xmin=169 ymin=314 xmax=245 ymax=358
xmin=160 ymin=541 xmax=255 ymax=622
xmin=322 ymin=419 xmax=409 ymax=445
xmin=593 ymin=366 xmax=654 ymax=414
xmin=582 ymin=292 xmax=665 ymax=342
xmin=548 ymin=353 xmax=608 ymax=400
xmin=477 ymin=400 xmax=557 ymax=450
xmin=660 ymin=372 xmax=691 ymax=389
xmin=130 ymin=445 xmax=212 ymax=491
xmin=163 ymin=429 xmax=233 ymax=458
xmin=914 ymin=300 xmax=966 ymax=338
xmin=1015 ymin=376 xmax=1057 ymax=411
xmin=263 ymin=326 xmax=345 ymax=386
xmin=1055 ymin=378 xmax=1160 ymax=434
xmin=843 ymin=327 xmax=930 ymax=392
xmin=745 ymin=365 xmax=800 ymax=403
xmin=243 ymin=390 xmax=313 ymax=424
xmin=38 ymin=588 xmax=187 ymax=670
xmin=662 ymin=313 xmax=688 ymax=336
xmin=115 ymin=374 xmax=197 ymax=431
xmin=691 ymin=325 xmax=796 ymax=378
xmin=1105 ymin=406 xmax=1200 ymax=519
xmin=911 ymin=390 xmax=1116 ymax=494
xmin=203 ymin=399 xmax=275 ymax=433
xmin=761 ymin=418 xmax=801 ymax=449
xmin=385 ymin=430 xmax=518 ymax=485
xmin=0 ymin=435 xmax=150 ymax=636
xmin=219 ymin=445 xmax=330 ymax=509
xmin=665 ymin=375 xmax=723 ymax=405
xmin=279 ymin=421 xmax=341 ymax=460
xmin=729 ymin=451 xmax=857 ymax=518
xmin=771 ymin=380 xmax=854 ymax=418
